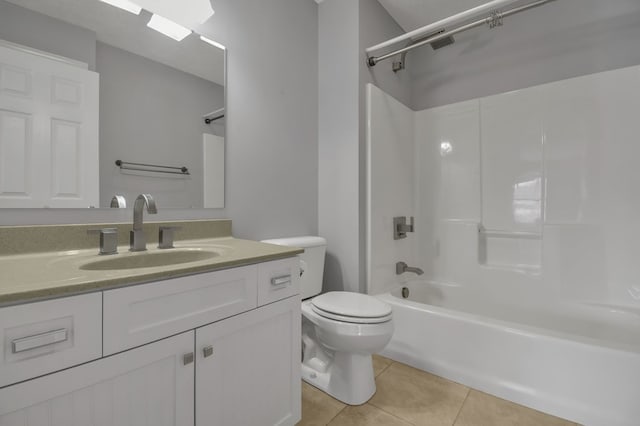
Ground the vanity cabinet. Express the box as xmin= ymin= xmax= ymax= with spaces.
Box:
xmin=0 ymin=257 xmax=301 ymax=426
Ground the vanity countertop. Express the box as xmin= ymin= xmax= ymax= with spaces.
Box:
xmin=0 ymin=234 xmax=303 ymax=306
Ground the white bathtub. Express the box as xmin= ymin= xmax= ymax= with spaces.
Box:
xmin=377 ymin=281 xmax=640 ymax=426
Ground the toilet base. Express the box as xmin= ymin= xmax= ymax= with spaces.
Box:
xmin=301 ymin=352 xmax=376 ymax=405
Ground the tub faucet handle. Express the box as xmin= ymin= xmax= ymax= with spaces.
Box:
xmin=394 ymin=216 xmax=414 ymax=240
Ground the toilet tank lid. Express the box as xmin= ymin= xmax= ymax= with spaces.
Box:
xmin=261 ymin=236 xmax=326 ymax=248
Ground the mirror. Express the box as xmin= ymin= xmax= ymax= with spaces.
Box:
xmin=0 ymin=0 xmax=225 ymax=209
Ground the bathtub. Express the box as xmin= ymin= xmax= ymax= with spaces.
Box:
xmin=377 ymin=281 xmax=640 ymax=426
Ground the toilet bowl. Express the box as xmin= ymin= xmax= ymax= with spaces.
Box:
xmin=301 ymin=292 xmax=393 ymax=405
xmin=261 ymin=237 xmax=394 ymax=405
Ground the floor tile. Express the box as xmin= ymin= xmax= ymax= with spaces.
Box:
xmin=372 ymin=354 xmax=393 ymax=377
xmin=370 ymin=362 xmax=469 ymax=426
xmin=297 ymin=381 xmax=346 ymax=426
xmin=454 ymin=390 xmax=577 ymax=426
xmin=327 ymin=404 xmax=412 ymax=426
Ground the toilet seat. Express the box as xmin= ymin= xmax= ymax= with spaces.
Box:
xmin=311 ymin=292 xmax=392 ymax=324
xmin=311 ymin=306 xmax=392 ymax=324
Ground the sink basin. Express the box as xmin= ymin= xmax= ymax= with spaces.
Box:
xmin=80 ymin=249 xmax=219 ymax=271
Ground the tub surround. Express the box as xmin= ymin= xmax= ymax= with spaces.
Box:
xmin=0 ymin=219 xmax=303 ymax=305
xmin=366 ymin=64 xmax=640 ymax=426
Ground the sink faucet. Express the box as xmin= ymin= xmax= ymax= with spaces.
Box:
xmin=130 ymin=194 xmax=157 ymax=251
xmin=396 ymin=261 xmax=424 ymax=276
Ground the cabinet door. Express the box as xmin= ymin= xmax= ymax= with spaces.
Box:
xmin=0 ymin=331 xmax=194 ymax=426
xmin=196 ymin=296 xmax=301 ymax=426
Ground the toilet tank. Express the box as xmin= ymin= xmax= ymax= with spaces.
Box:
xmin=261 ymin=236 xmax=327 ymax=300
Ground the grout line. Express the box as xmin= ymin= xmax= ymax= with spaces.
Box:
xmin=451 ymin=388 xmax=472 ymax=426
xmin=375 ymin=359 xmax=394 ymax=378
xmin=376 ymin=404 xmax=416 ymax=425
xmin=324 ymin=405 xmax=348 ymax=425
xmin=369 ymin=403 xmax=418 ymax=426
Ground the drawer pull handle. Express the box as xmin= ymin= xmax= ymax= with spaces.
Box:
xmin=183 ymin=352 xmax=194 ymax=365
xmin=203 ymin=345 xmax=214 ymax=358
xmin=271 ymin=275 xmax=292 ymax=287
xmin=12 ymin=328 xmax=68 ymax=353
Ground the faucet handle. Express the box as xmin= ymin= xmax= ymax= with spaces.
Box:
xmin=110 ymin=195 xmax=126 ymax=208
xmin=158 ymin=226 xmax=181 ymax=249
xmin=393 ymin=216 xmax=415 ymax=240
xmin=87 ymin=228 xmax=118 ymax=255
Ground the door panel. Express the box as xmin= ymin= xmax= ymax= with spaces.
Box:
xmin=0 ymin=41 xmax=98 ymax=208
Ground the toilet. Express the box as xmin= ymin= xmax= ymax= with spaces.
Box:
xmin=261 ymin=236 xmax=394 ymax=405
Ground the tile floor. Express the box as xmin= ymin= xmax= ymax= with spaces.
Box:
xmin=297 ymin=355 xmax=579 ymax=426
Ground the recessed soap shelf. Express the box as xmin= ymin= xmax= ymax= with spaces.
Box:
xmin=478 ymin=225 xmax=542 ymax=270
xmin=479 ymin=227 xmax=541 ymax=240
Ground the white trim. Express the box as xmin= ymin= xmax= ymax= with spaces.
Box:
xmin=0 ymin=39 xmax=88 ymax=70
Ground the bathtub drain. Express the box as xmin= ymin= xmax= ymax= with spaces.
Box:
xmin=401 ymin=286 xmax=409 ymax=298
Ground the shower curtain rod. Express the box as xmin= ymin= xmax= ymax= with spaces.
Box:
xmin=366 ymin=0 xmax=556 ymax=67
xmin=366 ymin=0 xmax=521 ymax=54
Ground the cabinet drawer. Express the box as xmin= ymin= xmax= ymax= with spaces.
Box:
xmin=0 ymin=293 xmax=102 ymax=388
xmin=258 ymin=258 xmax=300 ymax=306
xmin=103 ymin=266 xmax=258 ymax=355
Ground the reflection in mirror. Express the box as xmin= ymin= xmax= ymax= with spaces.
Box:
xmin=0 ymin=0 xmax=225 ymax=209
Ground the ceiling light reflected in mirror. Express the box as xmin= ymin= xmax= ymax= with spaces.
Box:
xmin=147 ymin=14 xmax=192 ymax=41
xmin=200 ymin=35 xmax=226 ymax=50
xmin=135 ymin=0 xmax=215 ymax=27
xmin=99 ymin=0 xmax=141 ymax=15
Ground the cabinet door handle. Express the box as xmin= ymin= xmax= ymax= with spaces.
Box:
xmin=203 ymin=345 xmax=214 ymax=358
xmin=183 ymin=352 xmax=194 ymax=365
xmin=270 ymin=275 xmax=292 ymax=287
xmin=12 ymin=328 xmax=68 ymax=353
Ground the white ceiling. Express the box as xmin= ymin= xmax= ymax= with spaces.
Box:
xmin=376 ymin=0 xmax=497 ymax=32
xmin=5 ymin=0 xmax=225 ymax=85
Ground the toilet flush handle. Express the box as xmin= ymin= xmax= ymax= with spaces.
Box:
xmin=299 ymin=259 xmax=307 ymax=277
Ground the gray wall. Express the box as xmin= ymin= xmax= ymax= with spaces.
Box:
xmin=199 ymin=0 xmax=318 ymax=240
xmin=97 ymin=42 xmax=224 ymax=209
xmin=317 ymin=0 xmax=412 ymax=293
xmin=0 ymin=0 xmax=319 ymax=243
xmin=0 ymin=0 xmax=96 ymax=70
xmin=318 ymin=0 xmax=360 ymax=293
xmin=409 ymin=0 xmax=640 ymax=110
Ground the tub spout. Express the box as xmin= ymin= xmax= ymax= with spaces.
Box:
xmin=396 ymin=261 xmax=424 ymax=276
